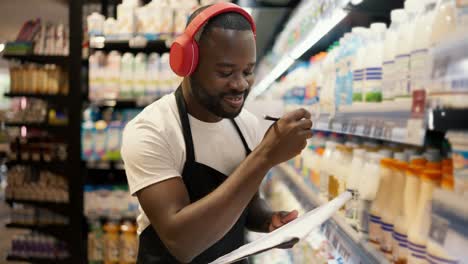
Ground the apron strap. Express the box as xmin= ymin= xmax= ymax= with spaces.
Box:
xmin=175 ymin=87 xmax=196 ymax=163
xmin=230 ymin=119 xmax=252 ymax=155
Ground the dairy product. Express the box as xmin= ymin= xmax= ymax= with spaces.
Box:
xmin=120 ymin=53 xmax=135 ymax=99
xmin=394 ymin=0 xmax=423 ymax=99
xmin=407 ymin=169 xmax=442 ymax=264
xmin=380 ymin=152 xmax=408 ymax=258
xmin=87 ymin=12 xmax=105 ymax=36
xmin=382 ymin=9 xmax=408 ymax=100
xmin=363 ymin=23 xmax=386 ymax=102
xmin=392 ymin=156 xmax=426 ymax=263
xmin=133 ymin=53 xmax=147 ymax=97
xmin=409 ymin=0 xmax=437 ymax=96
xmin=351 ymin=27 xmax=369 ymax=102
xmin=345 ymin=148 xmax=366 ymax=226
xmin=320 ymin=141 xmax=338 ymax=200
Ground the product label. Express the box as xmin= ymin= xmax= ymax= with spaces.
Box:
xmin=410 ymin=49 xmax=429 ymax=93
xmin=395 ymin=54 xmax=411 ymax=97
xmin=407 ymin=241 xmax=427 ymax=264
xmin=105 ymin=236 xmax=119 ymax=262
xmin=382 ymin=60 xmax=395 ymax=100
xmin=353 ymin=69 xmax=364 ymax=102
xmin=94 ymin=131 xmax=107 ymax=159
xmin=381 ymin=222 xmax=394 ymax=257
xmin=392 ymin=231 xmax=408 ymax=262
xmin=358 ymin=200 xmax=371 ymax=234
xmin=364 ymin=67 xmax=383 ymax=102
xmin=369 ymin=214 xmax=382 ymax=246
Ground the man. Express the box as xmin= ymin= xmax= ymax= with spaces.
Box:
xmin=121 ymin=3 xmax=313 ymax=263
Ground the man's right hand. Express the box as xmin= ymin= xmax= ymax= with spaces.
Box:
xmin=258 ymin=108 xmax=313 ymax=167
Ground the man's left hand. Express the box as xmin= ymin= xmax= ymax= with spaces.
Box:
xmin=268 ymin=210 xmax=299 ymax=232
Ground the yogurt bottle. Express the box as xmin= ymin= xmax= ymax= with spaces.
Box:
xmin=345 ymin=148 xmax=366 ymax=226
xmin=407 ymin=169 xmax=442 ymax=264
xmin=364 ymin=23 xmax=386 ymax=102
xmin=380 ymin=152 xmax=409 ymax=258
xmin=382 ymin=9 xmax=408 ymax=100
xmin=392 ymin=156 xmax=427 ymax=263
xmin=320 ymin=141 xmax=338 ymax=200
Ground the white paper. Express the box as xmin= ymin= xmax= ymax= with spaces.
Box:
xmin=209 ymin=191 xmax=352 ymax=264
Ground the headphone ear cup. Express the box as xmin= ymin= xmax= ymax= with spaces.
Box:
xmin=189 ymin=40 xmax=199 ymax=76
xmin=170 ymin=34 xmax=197 ymax=77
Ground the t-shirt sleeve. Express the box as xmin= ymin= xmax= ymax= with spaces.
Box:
xmin=121 ymin=120 xmax=181 ymax=196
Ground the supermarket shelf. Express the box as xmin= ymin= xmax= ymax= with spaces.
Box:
xmin=275 ymin=163 xmax=389 ymax=264
xmin=89 ymin=96 xmax=159 ymax=108
xmin=4 ymin=122 xmax=68 ymax=133
xmin=6 ymin=254 xmax=70 ymax=263
xmin=85 ymin=160 xmax=124 ymax=170
xmin=5 ymin=199 xmax=69 ymax=213
xmin=4 ymin=92 xmax=69 ymax=102
xmin=89 ymin=36 xmax=170 ymax=53
xmin=85 ymin=160 xmax=127 ymax=184
xmin=5 ymin=223 xmax=69 ymax=237
xmin=6 ymin=160 xmax=66 ymax=171
xmin=310 ymin=101 xmax=426 ymax=146
xmin=2 ymin=54 xmax=69 ymax=64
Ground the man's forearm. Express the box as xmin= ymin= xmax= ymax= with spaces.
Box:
xmin=246 ymin=193 xmax=274 ymax=233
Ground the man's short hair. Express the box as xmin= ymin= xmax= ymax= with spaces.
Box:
xmin=186 ymin=5 xmax=253 ymax=42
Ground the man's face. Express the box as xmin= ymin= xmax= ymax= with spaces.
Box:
xmin=189 ymin=27 xmax=256 ymax=119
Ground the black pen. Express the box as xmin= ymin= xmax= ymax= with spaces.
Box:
xmin=263 ymin=115 xmax=280 ymax=122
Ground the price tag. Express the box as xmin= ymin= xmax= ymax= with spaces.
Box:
xmin=363 ymin=121 xmax=373 ymax=136
xmin=383 ymin=124 xmax=394 ymax=140
xmin=341 ymin=120 xmax=349 ymax=134
xmin=349 ymin=121 xmax=358 ymax=134
xmin=332 ymin=122 xmax=342 ymax=132
xmin=373 ymin=121 xmax=384 ymax=138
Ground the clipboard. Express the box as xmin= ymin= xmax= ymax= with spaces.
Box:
xmin=209 ymin=191 xmax=352 ymax=264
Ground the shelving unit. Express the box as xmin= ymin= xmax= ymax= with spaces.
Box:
xmin=5 ymin=223 xmax=70 ymax=237
xmin=2 ymin=0 xmax=84 ymax=263
xmin=89 ymin=37 xmax=170 ymax=53
xmin=6 ymin=255 xmax=70 ymax=264
xmin=2 ymin=54 xmax=69 ymax=64
xmin=275 ymin=163 xmax=389 ymax=264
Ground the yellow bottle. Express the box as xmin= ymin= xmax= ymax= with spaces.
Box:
xmin=104 ymin=221 xmax=120 ymax=264
xmin=120 ymin=221 xmax=138 ymax=264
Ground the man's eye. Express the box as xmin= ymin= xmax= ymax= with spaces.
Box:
xmin=243 ymin=71 xmax=254 ymax=76
xmin=218 ymin=72 xmax=232 ymax=77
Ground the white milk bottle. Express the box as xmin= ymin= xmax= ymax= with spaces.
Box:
xmin=409 ymin=0 xmax=437 ymax=96
xmin=352 ymin=28 xmax=370 ymax=103
xmin=105 ymin=51 xmax=121 ymax=100
xmin=358 ymin=151 xmax=387 ymax=237
xmin=320 ymin=141 xmax=338 ymax=200
xmin=345 ymin=148 xmax=366 ymax=226
xmin=119 ymin=52 xmax=135 ymax=99
xmin=380 ymin=152 xmax=409 ymax=258
xmin=382 ymin=9 xmax=408 ymax=101
xmin=363 ymin=23 xmax=386 ymax=102
xmin=146 ymin=53 xmax=160 ymax=98
xmin=392 ymin=155 xmax=426 ymax=263
xmin=368 ymin=153 xmax=394 ymax=248
xmin=407 ymin=169 xmax=442 ymax=264
xmin=394 ymin=0 xmax=423 ymax=99
xmin=350 ymin=27 xmax=366 ymax=102
xmin=133 ymin=53 xmax=147 ymax=97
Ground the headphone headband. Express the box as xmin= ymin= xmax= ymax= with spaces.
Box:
xmin=185 ymin=2 xmax=256 ymax=39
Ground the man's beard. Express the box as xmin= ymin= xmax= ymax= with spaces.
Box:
xmin=189 ymin=77 xmax=249 ymax=119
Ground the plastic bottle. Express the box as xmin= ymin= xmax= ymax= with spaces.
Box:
xmin=382 ymin=9 xmax=408 ymax=101
xmin=392 ymin=156 xmax=426 ymax=263
xmin=146 ymin=53 xmax=160 ymax=98
xmin=409 ymin=0 xmax=437 ymax=95
xmin=87 ymin=12 xmax=105 ymax=36
xmin=351 ymin=27 xmax=369 ymax=102
xmin=380 ymin=152 xmax=409 ymax=258
xmin=345 ymin=148 xmax=366 ymax=226
xmin=364 ymin=23 xmax=386 ymax=102
xmin=358 ymin=152 xmax=385 ymax=235
xmin=320 ymin=141 xmax=338 ymax=200
xmin=88 ymin=218 xmax=104 ymax=264
xmin=328 ymin=143 xmax=343 ymax=201
xmin=394 ymin=0 xmax=423 ymax=99
xmin=104 ymin=221 xmax=120 ymax=264
xmin=120 ymin=53 xmax=135 ymax=99
xmin=119 ymin=221 xmax=137 ymax=264
xmin=335 ymin=145 xmax=353 ymax=198
xmin=106 ymin=51 xmax=122 ymax=100
xmin=407 ymin=169 xmax=442 ymax=264
xmin=133 ymin=53 xmax=147 ymax=97
xmin=368 ymin=155 xmax=394 ymax=248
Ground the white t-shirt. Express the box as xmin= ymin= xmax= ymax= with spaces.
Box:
xmin=121 ymin=93 xmax=263 ymax=234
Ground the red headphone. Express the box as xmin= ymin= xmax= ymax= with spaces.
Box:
xmin=169 ymin=2 xmax=256 ymax=77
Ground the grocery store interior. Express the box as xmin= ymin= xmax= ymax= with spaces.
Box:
xmin=0 ymin=0 xmax=467 ymax=263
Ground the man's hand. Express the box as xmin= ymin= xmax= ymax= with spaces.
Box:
xmin=268 ymin=210 xmax=299 ymax=232
xmin=268 ymin=210 xmax=299 ymax=249
xmin=258 ymin=108 xmax=313 ymax=167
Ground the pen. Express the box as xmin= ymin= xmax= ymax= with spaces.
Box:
xmin=263 ymin=115 xmax=280 ymax=122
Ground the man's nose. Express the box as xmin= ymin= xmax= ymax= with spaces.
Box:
xmin=229 ymin=73 xmax=249 ymax=91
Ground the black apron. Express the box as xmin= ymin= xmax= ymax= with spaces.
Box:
xmin=137 ymin=87 xmax=252 ymax=263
